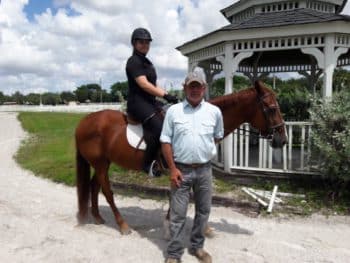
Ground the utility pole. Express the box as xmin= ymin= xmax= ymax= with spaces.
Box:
xmin=99 ymin=78 xmax=102 ymax=103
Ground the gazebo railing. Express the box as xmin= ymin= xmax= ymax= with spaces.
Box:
xmin=213 ymin=121 xmax=318 ymax=174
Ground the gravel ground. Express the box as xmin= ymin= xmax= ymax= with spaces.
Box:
xmin=1 ymin=112 xmax=350 ymax=263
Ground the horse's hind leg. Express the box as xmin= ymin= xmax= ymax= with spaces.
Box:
xmin=90 ymin=174 xmax=105 ymax=224
xmin=95 ymin=162 xmax=131 ymax=235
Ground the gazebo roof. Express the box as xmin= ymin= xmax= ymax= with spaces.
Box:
xmin=177 ymin=7 xmax=350 ymax=51
xmin=221 ymin=8 xmax=350 ymax=30
xmin=221 ymin=0 xmax=347 ymax=22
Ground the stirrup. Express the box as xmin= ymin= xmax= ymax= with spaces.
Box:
xmin=148 ymin=160 xmax=162 ymax=177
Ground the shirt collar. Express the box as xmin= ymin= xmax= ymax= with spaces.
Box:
xmin=183 ymin=98 xmax=205 ymax=109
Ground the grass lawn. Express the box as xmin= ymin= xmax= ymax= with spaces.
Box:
xmin=15 ymin=112 xmax=170 ymax=188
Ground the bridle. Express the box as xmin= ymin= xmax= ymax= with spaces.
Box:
xmin=233 ymin=91 xmax=285 ymax=140
xmin=257 ymin=92 xmax=285 ymax=139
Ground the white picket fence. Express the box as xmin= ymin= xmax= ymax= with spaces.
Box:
xmin=0 ymin=103 xmax=121 ymax=113
xmin=213 ymin=121 xmax=317 ymax=174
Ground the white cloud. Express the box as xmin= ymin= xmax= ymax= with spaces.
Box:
xmin=0 ymin=0 xmax=349 ymax=95
xmin=0 ymin=0 xmax=234 ymax=94
xmin=341 ymin=1 xmax=350 ymax=15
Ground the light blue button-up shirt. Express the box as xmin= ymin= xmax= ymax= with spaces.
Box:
xmin=160 ymin=99 xmax=224 ymax=164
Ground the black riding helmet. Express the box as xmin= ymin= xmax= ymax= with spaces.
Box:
xmin=131 ymin=28 xmax=152 ymax=45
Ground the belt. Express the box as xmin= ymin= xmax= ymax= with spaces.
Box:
xmin=175 ymin=162 xmax=210 ymax=169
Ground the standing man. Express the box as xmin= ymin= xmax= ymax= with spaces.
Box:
xmin=160 ymin=72 xmax=224 ymax=263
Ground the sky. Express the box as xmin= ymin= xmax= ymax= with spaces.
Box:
xmin=0 ymin=0 xmax=350 ymax=95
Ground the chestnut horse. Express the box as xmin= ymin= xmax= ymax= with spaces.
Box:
xmin=75 ymin=81 xmax=286 ymax=234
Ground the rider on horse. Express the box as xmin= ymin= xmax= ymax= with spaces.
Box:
xmin=125 ymin=28 xmax=178 ymax=177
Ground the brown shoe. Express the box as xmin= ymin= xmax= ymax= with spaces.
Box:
xmin=189 ymin=248 xmax=212 ymax=263
xmin=165 ymin=258 xmax=180 ymax=263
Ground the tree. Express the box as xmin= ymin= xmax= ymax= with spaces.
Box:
xmin=110 ymin=81 xmax=128 ymax=102
xmin=75 ymin=83 xmax=102 ymax=103
xmin=101 ymin=90 xmax=112 ymax=102
xmin=24 ymin=93 xmax=40 ymax=105
xmin=86 ymin=83 xmax=102 ymax=103
xmin=12 ymin=91 xmax=24 ymax=104
xmin=60 ymin=91 xmax=76 ymax=104
xmin=42 ymin=92 xmax=61 ymax=105
xmin=75 ymin=85 xmax=89 ymax=103
xmin=209 ymin=75 xmax=250 ymax=98
xmin=0 ymin=91 xmax=4 ymax=104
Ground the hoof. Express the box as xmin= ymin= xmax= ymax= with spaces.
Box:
xmin=93 ymin=215 xmax=106 ymax=225
xmin=77 ymin=212 xmax=88 ymax=225
xmin=120 ymin=223 xmax=132 ymax=235
xmin=120 ymin=227 xmax=132 ymax=235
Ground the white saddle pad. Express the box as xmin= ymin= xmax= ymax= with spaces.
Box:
xmin=126 ymin=124 xmax=146 ymax=150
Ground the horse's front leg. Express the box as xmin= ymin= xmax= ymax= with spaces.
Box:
xmin=96 ymin=162 xmax=131 ymax=235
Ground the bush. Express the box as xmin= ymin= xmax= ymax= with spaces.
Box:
xmin=309 ymin=90 xmax=350 ymax=192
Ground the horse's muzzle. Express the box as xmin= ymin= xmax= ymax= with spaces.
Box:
xmin=271 ymin=131 xmax=287 ymax=148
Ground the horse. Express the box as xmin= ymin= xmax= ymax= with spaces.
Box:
xmin=75 ymin=80 xmax=287 ymax=235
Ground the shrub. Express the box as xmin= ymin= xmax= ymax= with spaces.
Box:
xmin=309 ymin=90 xmax=350 ymax=193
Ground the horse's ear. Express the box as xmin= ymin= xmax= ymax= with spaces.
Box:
xmin=254 ymin=80 xmax=264 ymax=95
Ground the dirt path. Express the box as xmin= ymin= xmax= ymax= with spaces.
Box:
xmin=1 ymin=112 xmax=350 ymax=263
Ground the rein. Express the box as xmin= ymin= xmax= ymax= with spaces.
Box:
xmin=225 ymin=127 xmax=274 ymax=140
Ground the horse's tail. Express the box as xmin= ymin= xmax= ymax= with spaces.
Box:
xmin=76 ymin=149 xmax=90 ymax=223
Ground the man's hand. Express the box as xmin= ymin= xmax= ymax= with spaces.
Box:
xmin=170 ymin=167 xmax=183 ymax=188
xmin=163 ymin=94 xmax=178 ymax=104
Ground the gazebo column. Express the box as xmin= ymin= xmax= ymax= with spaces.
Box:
xmin=301 ymin=34 xmax=348 ymax=98
xmin=216 ymin=43 xmax=253 ymax=172
xmin=324 ymin=35 xmax=336 ymax=97
xmin=199 ymin=61 xmax=221 ymax=100
xmin=188 ymin=61 xmax=198 ymax=73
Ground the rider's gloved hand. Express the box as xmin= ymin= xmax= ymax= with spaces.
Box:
xmin=163 ymin=94 xmax=178 ymax=104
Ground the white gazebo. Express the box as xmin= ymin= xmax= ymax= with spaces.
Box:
xmin=177 ymin=0 xmax=350 ymax=173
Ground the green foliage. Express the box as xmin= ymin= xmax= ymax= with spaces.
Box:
xmin=0 ymin=91 xmax=5 ymax=104
xmin=168 ymin=89 xmax=184 ymax=100
xmin=42 ymin=92 xmax=62 ymax=105
xmin=75 ymin=83 xmax=102 ymax=103
xmin=13 ymin=91 xmax=25 ymax=104
xmin=309 ymin=90 xmax=350 ymax=190
xmin=60 ymin=91 xmax=76 ymax=103
xmin=25 ymin=93 xmax=41 ymax=105
xmin=210 ymin=75 xmax=250 ymax=98
xmin=274 ymin=78 xmax=311 ymax=121
xmin=262 ymin=76 xmax=312 ymax=120
xmin=333 ymin=68 xmax=350 ymax=92
xmin=110 ymin=81 xmax=128 ymax=102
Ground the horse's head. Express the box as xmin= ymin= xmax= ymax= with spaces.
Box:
xmin=251 ymin=81 xmax=287 ymax=148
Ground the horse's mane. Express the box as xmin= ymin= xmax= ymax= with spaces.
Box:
xmin=209 ymin=87 xmax=257 ymax=109
xmin=209 ymin=82 xmax=275 ymax=109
